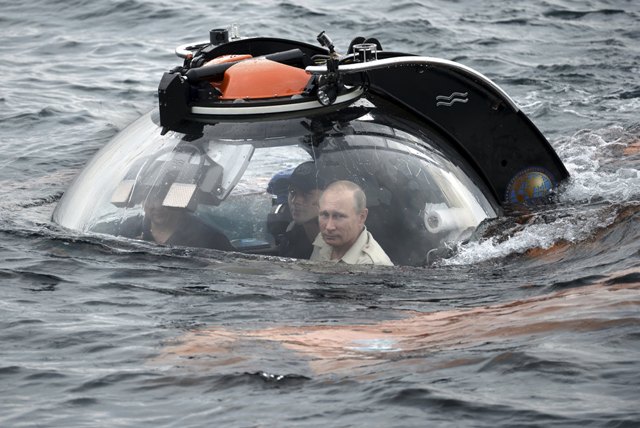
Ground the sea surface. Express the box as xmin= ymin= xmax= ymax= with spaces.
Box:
xmin=1 ymin=1 xmax=640 ymax=427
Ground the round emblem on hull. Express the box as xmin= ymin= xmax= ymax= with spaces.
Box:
xmin=506 ymin=168 xmax=555 ymax=205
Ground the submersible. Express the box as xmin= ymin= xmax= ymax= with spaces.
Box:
xmin=52 ymin=27 xmax=569 ymax=266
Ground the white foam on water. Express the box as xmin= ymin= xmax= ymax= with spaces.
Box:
xmin=445 ymin=208 xmax=618 ymax=265
xmin=444 ymin=124 xmax=639 ymax=265
xmin=558 ymin=126 xmax=640 ymax=204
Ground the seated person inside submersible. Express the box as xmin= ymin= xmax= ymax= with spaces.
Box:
xmin=311 ymin=180 xmax=393 ymax=266
xmin=96 ymin=165 xmax=235 ymax=251
xmin=274 ymin=161 xmax=327 ymax=259
xmin=140 ymin=188 xmax=233 ymax=251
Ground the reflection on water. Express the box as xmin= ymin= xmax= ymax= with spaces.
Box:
xmin=160 ymin=270 xmax=640 ymax=375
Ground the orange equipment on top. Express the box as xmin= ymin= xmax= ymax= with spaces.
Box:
xmin=203 ymin=55 xmax=312 ymax=100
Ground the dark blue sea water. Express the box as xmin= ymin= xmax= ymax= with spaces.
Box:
xmin=1 ymin=1 xmax=639 ymax=426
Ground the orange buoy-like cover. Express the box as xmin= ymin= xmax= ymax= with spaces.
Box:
xmin=219 ymin=58 xmax=311 ymax=100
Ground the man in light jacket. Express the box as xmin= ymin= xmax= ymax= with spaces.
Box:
xmin=310 ymin=180 xmax=393 ymax=266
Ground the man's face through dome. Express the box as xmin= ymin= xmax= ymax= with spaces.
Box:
xmin=143 ymin=194 xmax=180 ymax=228
xmin=318 ymin=185 xmax=367 ymax=253
xmin=286 ymin=161 xmax=325 ymax=226
xmin=288 ymin=186 xmax=322 ymax=225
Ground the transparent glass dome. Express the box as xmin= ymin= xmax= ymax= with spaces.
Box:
xmin=53 ymin=105 xmax=497 ymax=266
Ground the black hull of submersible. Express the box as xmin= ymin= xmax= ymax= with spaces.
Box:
xmin=342 ymin=52 xmax=570 ymax=206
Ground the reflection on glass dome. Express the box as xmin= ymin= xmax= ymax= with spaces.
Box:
xmin=53 ymin=105 xmax=496 ymax=266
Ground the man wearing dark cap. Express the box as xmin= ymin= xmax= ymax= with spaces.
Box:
xmin=278 ymin=161 xmax=326 ymax=259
